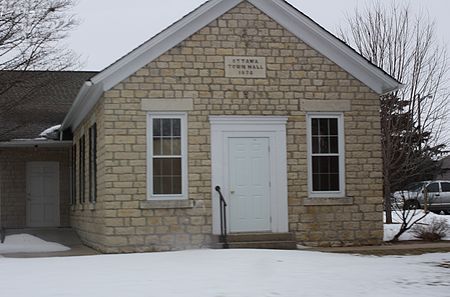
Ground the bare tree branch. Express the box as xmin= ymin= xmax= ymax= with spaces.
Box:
xmin=339 ymin=1 xmax=449 ymax=225
xmin=0 ymin=0 xmax=80 ymax=139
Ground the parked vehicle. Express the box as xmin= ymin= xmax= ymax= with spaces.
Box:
xmin=391 ymin=181 xmax=450 ymax=214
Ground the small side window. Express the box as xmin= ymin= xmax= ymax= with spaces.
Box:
xmin=426 ymin=182 xmax=439 ymax=193
xmin=441 ymin=182 xmax=450 ymax=192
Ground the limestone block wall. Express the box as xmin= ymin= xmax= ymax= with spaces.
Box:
xmin=71 ymin=1 xmax=384 ymax=252
xmin=71 ymin=98 xmax=108 ymax=251
xmin=0 ymin=148 xmax=70 ymax=228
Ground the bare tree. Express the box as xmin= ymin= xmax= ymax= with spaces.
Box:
xmin=0 ymin=0 xmax=80 ymax=137
xmin=0 ymin=0 xmax=79 ymax=72
xmin=339 ymin=1 xmax=449 ymax=224
xmin=0 ymin=0 xmax=80 ymax=234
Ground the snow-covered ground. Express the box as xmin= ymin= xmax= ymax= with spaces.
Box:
xmin=0 ymin=249 xmax=449 ymax=297
xmin=384 ymin=211 xmax=450 ymax=241
xmin=0 ymin=214 xmax=448 ymax=296
xmin=0 ymin=234 xmax=70 ymax=254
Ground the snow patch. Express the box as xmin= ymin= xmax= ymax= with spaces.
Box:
xmin=384 ymin=211 xmax=450 ymax=241
xmin=0 ymin=249 xmax=449 ymax=297
xmin=0 ymin=234 xmax=70 ymax=254
xmin=39 ymin=124 xmax=61 ymax=139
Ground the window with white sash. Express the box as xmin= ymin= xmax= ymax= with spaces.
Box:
xmin=307 ymin=113 xmax=345 ymax=197
xmin=147 ymin=113 xmax=187 ymax=200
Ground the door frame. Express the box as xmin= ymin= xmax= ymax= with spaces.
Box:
xmin=26 ymin=161 xmax=60 ymax=227
xmin=210 ymin=116 xmax=288 ymax=234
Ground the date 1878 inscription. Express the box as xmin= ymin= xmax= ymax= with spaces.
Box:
xmin=225 ymin=56 xmax=266 ymax=78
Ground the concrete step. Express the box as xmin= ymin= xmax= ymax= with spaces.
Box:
xmin=226 ymin=240 xmax=297 ymax=250
xmin=215 ymin=232 xmax=297 ymax=250
xmin=226 ymin=232 xmax=294 ymax=242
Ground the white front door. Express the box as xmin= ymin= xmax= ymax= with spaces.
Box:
xmin=26 ymin=162 xmax=60 ymax=227
xmin=210 ymin=116 xmax=289 ymax=235
xmin=228 ymin=137 xmax=271 ymax=232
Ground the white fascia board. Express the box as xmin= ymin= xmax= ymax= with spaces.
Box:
xmin=61 ymin=81 xmax=104 ymax=132
xmin=61 ymin=81 xmax=93 ymax=131
xmin=249 ymin=0 xmax=402 ymax=94
xmin=90 ymin=0 xmax=243 ymax=91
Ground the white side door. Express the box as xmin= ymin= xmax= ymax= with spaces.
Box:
xmin=26 ymin=162 xmax=60 ymax=227
xmin=228 ymin=137 xmax=271 ymax=232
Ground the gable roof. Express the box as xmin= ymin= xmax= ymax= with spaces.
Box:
xmin=0 ymin=71 xmax=97 ymax=141
xmin=62 ymin=0 xmax=403 ymax=131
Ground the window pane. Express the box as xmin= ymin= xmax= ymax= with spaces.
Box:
xmin=161 ymin=139 xmax=172 ymax=155
xmin=321 ymin=174 xmax=330 ymax=191
xmin=162 ymin=119 xmax=172 ymax=136
xmin=319 ymin=119 xmax=329 ymax=136
xmin=312 ymin=156 xmax=340 ymax=191
xmin=312 ymin=173 xmax=323 ymax=191
xmin=153 ymin=177 xmax=162 ymax=194
xmin=329 ymin=136 xmax=339 ymax=153
xmin=172 ymin=176 xmax=182 ymax=194
xmin=153 ymin=119 xmax=161 ymax=136
xmin=441 ymin=182 xmax=450 ymax=192
xmin=329 ymin=119 xmax=338 ymax=135
xmin=153 ymin=159 xmax=161 ymax=176
xmin=329 ymin=173 xmax=339 ymax=190
xmin=152 ymin=157 xmax=182 ymax=195
xmin=153 ymin=138 xmax=162 ymax=155
xmin=427 ymin=183 xmax=439 ymax=193
xmin=330 ymin=156 xmax=339 ymax=173
xmin=312 ymin=136 xmax=319 ymax=154
xmin=172 ymin=158 xmax=181 ymax=175
xmin=312 ymin=119 xmax=319 ymax=135
xmin=319 ymin=137 xmax=329 ymax=154
xmin=153 ymin=158 xmax=179 ymax=175
xmin=172 ymin=119 xmax=181 ymax=137
xmin=162 ymin=177 xmax=173 ymax=194
xmin=172 ymin=138 xmax=181 ymax=155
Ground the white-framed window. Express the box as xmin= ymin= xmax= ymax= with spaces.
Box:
xmin=307 ymin=113 xmax=345 ymax=198
xmin=147 ymin=112 xmax=188 ymax=200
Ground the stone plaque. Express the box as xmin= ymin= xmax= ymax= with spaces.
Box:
xmin=225 ymin=56 xmax=267 ymax=78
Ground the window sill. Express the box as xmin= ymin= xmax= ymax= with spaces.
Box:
xmin=139 ymin=199 xmax=195 ymax=209
xmin=303 ymin=197 xmax=354 ymax=206
xmin=88 ymin=203 xmax=96 ymax=211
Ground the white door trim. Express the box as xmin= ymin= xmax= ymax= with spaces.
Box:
xmin=210 ymin=116 xmax=288 ymax=234
xmin=26 ymin=161 xmax=60 ymax=227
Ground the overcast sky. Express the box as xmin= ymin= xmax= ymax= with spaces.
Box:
xmin=67 ymin=0 xmax=450 ymax=71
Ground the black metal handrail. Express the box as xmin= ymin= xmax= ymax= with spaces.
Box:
xmin=215 ymin=186 xmax=228 ymax=248
xmin=0 ymin=227 xmax=5 ymax=244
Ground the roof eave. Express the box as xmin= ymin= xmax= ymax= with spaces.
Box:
xmin=0 ymin=140 xmax=72 ymax=148
xmin=61 ymin=80 xmax=105 ymax=132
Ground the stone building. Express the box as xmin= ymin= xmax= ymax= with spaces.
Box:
xmin=0 ymin=71 xmax=96 ymax=229
xmin=0 ymin=0 xmax=402 ymax=252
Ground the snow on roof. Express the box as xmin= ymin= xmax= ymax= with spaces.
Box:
xmin=39 ymin=124 xmax=61 ymax=138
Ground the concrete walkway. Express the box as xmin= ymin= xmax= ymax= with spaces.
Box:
xmin=1 ymin=228 xmax=99 ymax=258
xmin=1 ymin=228 xmax=450 ymax=257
